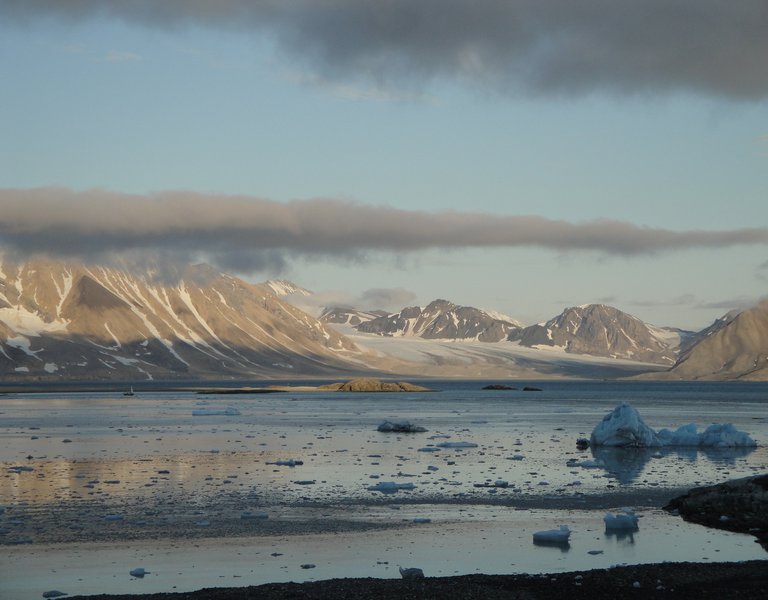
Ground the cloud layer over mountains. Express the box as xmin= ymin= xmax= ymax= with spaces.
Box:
xmin=3 ymin=0 xmax=767 ymax=100
xmin=2 ymin=187 xmax=768 ymax=273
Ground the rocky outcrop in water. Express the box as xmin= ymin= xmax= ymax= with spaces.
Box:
xmin=665 ymin=474 xmax=768 ymax=550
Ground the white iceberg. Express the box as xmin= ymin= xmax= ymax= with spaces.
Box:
xmin=604 ymin=508 xmax=639 ymax=530
xmin=591 ymin=403 xmax=757 ymax=448
xmin=533 ymin=524 xmax=571 ymax=544
xmin=590 ymin=404 xmax=660 ymax=447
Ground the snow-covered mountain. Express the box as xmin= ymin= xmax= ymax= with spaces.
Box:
xmin=0 ymin=260 xmax=359 ymax=380
xmin=265 ymin=279 xmax=313 ymax=298
xmin=319 ymin=306 xmax=389 ymax=327
xmin=510 ymin=304 xmax=680 ymax=365
xmin=659 ymin=302 xmax=768 ymax=380
xmin=355 ymin=299 xmax=522 ymax=342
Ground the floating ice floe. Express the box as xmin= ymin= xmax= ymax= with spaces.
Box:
xmin=42 ymin=591 xmax=68 ymax=598
xmin=532 ymin=524 xmax=571 ymax=544
xmin=377 ymin=421 xmax=427 ymax=433
xmin=436 ymin=441 xmax=478 ymax=449
xmin=367 ymin=481 xmax=416 ymax=493
xmin=129 ymin=567 xmax=149 ymax=578
xmin=590 ymin=403 xmax=757 ymax=448
xmin=192 ymin=407 xmax=241 ymax=416
xmin=604 ymin=508 xmax=639 ymax=530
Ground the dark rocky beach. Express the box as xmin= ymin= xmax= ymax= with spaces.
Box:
xmin=71 ymin=560 xmax=768 ymax=599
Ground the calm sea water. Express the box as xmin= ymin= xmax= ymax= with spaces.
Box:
xmin=1 ymin=380 xmax=766 ymax=597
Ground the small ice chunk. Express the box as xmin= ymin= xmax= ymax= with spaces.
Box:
xmin=300 ymin=563 xmax=316 ymax=569
xmin=129 ymin=567 xmax=149 ymax=578
xmin=437 ymin=441 xmax=478 ymax=449
xmin=604 ymin=508 xmax=639 ymax=530
xmin=9 ymin=466 xmax=34 ymax=472
xmin=533 ymin=524 xmax=571 ymax=544
xmin=377 ymin=421 xmax=427 ymax=433
xmin=399 ymin=566 xmax=424 ymax=579
xmin=412 ymin=517 xmax=431 ymax=524
xmin=241 ymin=511 xmax=269 ymax=520
xmin=367 ymin=481 xmax=415 ymax=493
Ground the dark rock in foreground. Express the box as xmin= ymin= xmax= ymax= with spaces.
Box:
xmin=665 ymin=474 xmax=768 ymax=549
xmin=70 ymin=561 xmax=768 ymax=600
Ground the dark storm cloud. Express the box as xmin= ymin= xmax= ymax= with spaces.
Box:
xmin=2 ymin=1 xmax=767 ymax=99
xmin=2 ymin=188 xmax=768 ymax=274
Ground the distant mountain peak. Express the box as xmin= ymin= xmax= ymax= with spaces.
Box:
xmin=511 ymin=303 xmax=677 ymax=364
xmin=354 ymin=298 xmax=521 ymax=342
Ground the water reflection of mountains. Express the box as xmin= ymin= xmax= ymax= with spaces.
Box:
xmin=591 ymin=445 xmax=756 ymax=484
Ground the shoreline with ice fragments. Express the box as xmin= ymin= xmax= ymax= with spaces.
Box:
xmin=590 ymin=403 xmax=758 ymax=448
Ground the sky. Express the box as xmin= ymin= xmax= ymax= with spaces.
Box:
xmin=0 ymin=1 xmax=767 ymax=330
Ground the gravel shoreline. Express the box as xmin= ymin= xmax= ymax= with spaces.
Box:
xmin=69 ymin=560 xmax=768 ymax=599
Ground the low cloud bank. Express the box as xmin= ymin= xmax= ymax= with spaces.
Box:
xmin=1 ymin=187 xmax=767 ymax=273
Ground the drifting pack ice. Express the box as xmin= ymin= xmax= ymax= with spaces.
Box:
xmin=590 ymin=403 xmax=757 ymax=448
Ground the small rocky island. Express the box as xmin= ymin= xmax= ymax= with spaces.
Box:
xmin=319 ymin=378 xmax=432 ymax=392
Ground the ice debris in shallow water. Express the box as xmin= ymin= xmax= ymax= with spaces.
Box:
xmin=192 ymin=407 xmax=241 ymax=416
xmin=532 ymin=524 xmax=571 ymax=544
xmin=604 ymin=508 xmax=639 ymax=530
xmin=129 ymin=567 xmax=149 ymax=578
xmin=591 ymin=403 xmax=757 ymax=448
xmin=377 ymin=421 xmax=427 ymax=433
xmin=241 ymin=511 xmax=269 ymax=520
xmin=437 ymin=441 xmax=478 ymax=449
xmin=367 ymin=481 xmax=416 ymax=493
xmin=42 ymin=591 xmax=68 ymax=598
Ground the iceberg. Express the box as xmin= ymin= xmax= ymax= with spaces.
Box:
xmin=591 ymin=403 xmax=757 ymax=448
xmin=532 ymin=524 xmax=571 ymax=544
xmin=590 ymin=403 xmax=660 ymax=447
xmin=604 ymin=508 xmax=639 ymax=530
